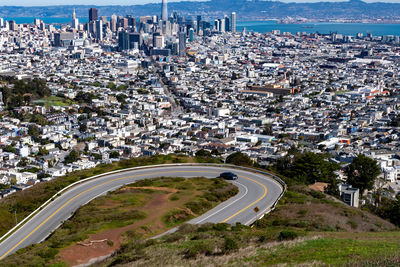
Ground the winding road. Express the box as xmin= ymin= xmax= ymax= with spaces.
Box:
xmin=0 ymin=165 xmax=284 ymax=260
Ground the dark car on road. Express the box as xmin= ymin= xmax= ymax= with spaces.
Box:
xmin=219 ymin=172 xmax=238 ymax=180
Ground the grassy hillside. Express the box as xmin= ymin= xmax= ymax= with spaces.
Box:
xmin=1 ymin=177 xmax=237 ymax=266
xmin=94 ymin=185 xmax=397 ymax=267
xmin=0 ymin=154 xmax=221 ymax=237
xmin=1 ymin=153 xmax=399 ymax=266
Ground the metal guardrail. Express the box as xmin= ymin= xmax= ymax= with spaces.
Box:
xmin=0 ymin=163 xmax=286 ymax=244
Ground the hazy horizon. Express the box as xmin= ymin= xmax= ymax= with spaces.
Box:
xmin=0 ymin=0 xmax=399 ymax=7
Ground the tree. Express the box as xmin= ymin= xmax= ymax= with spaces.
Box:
xmin=1 ymin=87 xmax=11 ymax=106
xmin=262 ymin=124 xmax=273 ymax=136
xmin=79 ymin=123 xmax=87 ymax=133
xmin=93 ymin=81 xmax=101 ymax=87
xmin=211 ymin=149 xmax=221 ymax=156
xmin=231 ymin=72 xmax=239 ymax=80
xmin=345 ymin=154 xmax=381 ymax=194
xmin=64 ymin=150 xmax=80 ymax=164
xmin=3 ymin=145 xmax=17 ymax=154
xmin=390 ymin=114 xmax=400 ymax=127
xmin=17 ymin=157 xmax=29 ymax=167
xmin=117 ymin=84 xmax=128 ymax=91
xmin=0 ymin=183 xmax=10 ymax=190
xmin=226 ymin=152 xmax=254 ymax=167
xmin=107 ymin=82 xmax=117 ymax=90
xmin=196 ymin=149 xmax=212 ymax=158
xmin=8 ymin=177 xmax=17 ymax=185
xmin=28 ymin=125 xmax=40 ymax=139
xmin=276 ymin=152 xmax=339 ymax=185
xmin=74 ymin=91 xmax=96 ymax=103
xmin=116 ymin=94 xmax=128 ymax=104
xmin=38 ymin=147 xmax=49 ymax=156
xmin=109 ymin=151 xmax=120 ymax=158
xmin=366 ymin=194 xmax=400 ymax=227
xmin=23 ymin=95 xmax=31 ymax=105
xmin=31 ymin=114 xmax=48 ymax=126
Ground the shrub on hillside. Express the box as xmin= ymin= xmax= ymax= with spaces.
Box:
xmin=213 ymin=223 xmax=229 ymax=231
xmin=278 ymin=230 xmax=298 ymax=241
xmin=223 ymin=237 xmax=239 ymax=253
xmin=226 ymin=152 xmax=254 ymax=167
xmin=185 ymin=241 xmax=214 ymax=258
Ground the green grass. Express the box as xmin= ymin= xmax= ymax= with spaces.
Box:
xmin=97 ymin=223 xmax=400 ymax=267
xmin=35 ymin=96 xmax=76 ymax=107
xmin=95 ymin=185 xmax=399 ymax=267
xmin=335 ymin=90 xmax=349 ymax=95
xmin=109 ymin=191 xmax=149 ymax=207
xmin=248 ymin=233 xmax=400 ymax=266
xmin=0 ymin=155 xmax=218 ymax=238
xmin=163 ymin=209 xmax=194 ymax=228
xmin=1 ymin=177 xmax=237 ymax=266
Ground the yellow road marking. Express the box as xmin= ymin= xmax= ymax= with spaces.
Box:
xmin=0 ymin=170 xmax=268 ymax=260
xmin=0 ymin=170 xmax=217 ymax=260
xmin=220 ymin=176 xmax=267 ymax=223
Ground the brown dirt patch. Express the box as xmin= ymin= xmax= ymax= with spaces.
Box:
xmin=57 ymin=187 xmax=187 ymax=266
xmin=120 ymin=186 xmax=178 ymax=193
xmin=96 ymin=199 xmax=120 ymax=210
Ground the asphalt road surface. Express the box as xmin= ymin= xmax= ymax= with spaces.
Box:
xmin=0 ymin=165 xmax=283 ymax=260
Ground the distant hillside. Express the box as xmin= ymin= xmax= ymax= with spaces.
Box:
xmin=2 ymin=0 xmax=400 ymax=21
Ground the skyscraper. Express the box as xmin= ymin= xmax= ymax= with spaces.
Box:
xmin=9 ymin=20 xmax=17 ymax=31
xmin=153 ymin=32 xmax=161 ymax=47
xmin=118 ymin=31 xmax=142 ymax=51
xmin=100 ymin=16 xmax=107 ymax=24
xmin=196 ymin=15 xmax=202 ymax=33
xmin=161 ymin=0 xmax=168 ymax=21
xmin=189 ymin=28 xmax=194 ymax=42
xmin=95 ymin=20 xmax=103 ymax=41
xmin=72 ymin=9 xmax=79 ymax=30
xmin=118 ymin=31 xmax=129 ymax=51
xmin=110 ymin=14 xmax=117 ymax=32
xmin=34 ymin=18 xmax=41 ymax=27
xmin=224 ymin=16 xmax=230 ymax=32
xmin=231 ymin=12 xmax=236 ymax=33
xmin=214 ymin=20 xmax=220 ymax=32
xmin=89 ymin=21 xmax=96 ymax=36
xmin=120 ymin=18 xmax=129 ymax=29
xmin=89 ymin=8 xmax=98 ymax=22
xmin=178 ymin=32 xmax=186 ymax=57
xmin=220 ymin=19 xmax=225 ymax=33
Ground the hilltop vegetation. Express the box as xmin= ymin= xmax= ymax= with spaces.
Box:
xmin=1 ymin=177 xmax=237 ymax=266
xmin=0 ymin=154 xmax=220 ymax=237
xmin=1 ymin=152 xmax=399 ymax=266
xmin=0 ymin=77 xmax=51 ymax=109
xmin=94 ymin=184 xmax=397 ymax=267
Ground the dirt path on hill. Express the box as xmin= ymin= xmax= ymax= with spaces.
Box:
xmin=57 ymin=187 xmax=180 ymax=267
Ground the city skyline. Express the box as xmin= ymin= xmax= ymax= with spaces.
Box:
xmin=0 ymin=0 xmax=398 ymax=7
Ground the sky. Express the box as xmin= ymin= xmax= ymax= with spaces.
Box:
xmin=0 ymin=0 xmax=398 ymax=6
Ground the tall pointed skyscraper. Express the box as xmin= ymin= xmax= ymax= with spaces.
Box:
xmin=161 ymin=0 xmax=168 ymax=21
xmin=72 ymin=8 xmax=79 ymax=30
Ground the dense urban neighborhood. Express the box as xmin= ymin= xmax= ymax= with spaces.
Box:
xmin=0 ymin=6 xmax=400 ymax=218
xmin=2 ymin=0 xmax=400 ymax=265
